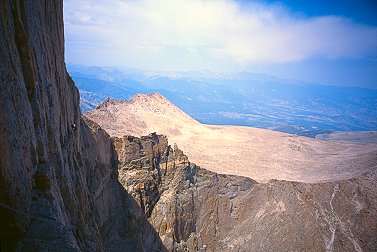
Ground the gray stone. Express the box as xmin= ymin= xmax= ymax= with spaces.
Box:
xmin=0 ymin=1 xmax=164 ymax=251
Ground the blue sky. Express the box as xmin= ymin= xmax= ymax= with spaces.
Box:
xmin=64 ymin=0 xmax=377 ymax=88
xmin=250 ymin=0 xmax=377 ymax=25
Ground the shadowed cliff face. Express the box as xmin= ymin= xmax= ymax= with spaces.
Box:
xmin=0 ymin=1 xmax=164 ymax=251
xmin=113 ymin=133 xmax=377 ymax=251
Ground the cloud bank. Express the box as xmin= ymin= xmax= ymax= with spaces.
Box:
xmin=64 ymin=0 xmax=377 ymax=71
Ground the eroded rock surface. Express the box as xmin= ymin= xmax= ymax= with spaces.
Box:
xmin=0 ymin=1 xmax=163 ymax=251
xmin=113 ymin=134 xmax=377 ymax=251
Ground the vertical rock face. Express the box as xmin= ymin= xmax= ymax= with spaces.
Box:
xmin=0 ymin=1 xmax=163 ymax=251
xmin=114 ymin=134 xmax=377 ymax=252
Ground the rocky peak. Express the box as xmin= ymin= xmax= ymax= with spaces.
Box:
xmin=96 ymin=97 xmax=119 ymax=110
xmin=132 ymin=92 xmax=166 ymax=101
xmin=127 ymin=93 xmax=175 ymax=111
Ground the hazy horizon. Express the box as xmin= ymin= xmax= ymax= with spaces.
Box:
xmin=63 ymin=0 xmax=377 ymax=88
xmin=67 ymin=62 xmax=377 ymax=91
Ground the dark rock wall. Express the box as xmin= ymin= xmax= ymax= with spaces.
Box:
xmin=0 ymin=1 xmax=163 ymax=251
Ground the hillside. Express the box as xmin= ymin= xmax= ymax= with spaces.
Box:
xmin=86 ymin=93 xmax=377 ymax=183
xmin=316 ymin=131 xmax=377 ymax=146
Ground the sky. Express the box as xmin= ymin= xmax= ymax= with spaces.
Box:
xmin=63 ymin=0 xmax=377 ymax=88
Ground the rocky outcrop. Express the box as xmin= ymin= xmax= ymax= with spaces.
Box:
xmin=113 ymin=133 xmax=252 ymax=251
xmin=0 ymin=1 xmax=163 ymax=251
xmin=114 ymin=133 xmax=377 ymax=251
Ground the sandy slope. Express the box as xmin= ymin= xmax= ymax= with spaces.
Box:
xmin=316 ymin=131 xmax=377 ymax=146
xmin=86 ymin=93 xmax=377 ymax=183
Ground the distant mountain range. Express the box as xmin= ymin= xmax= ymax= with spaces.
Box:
xmin=67 ymin=64 xmax=377 ymax=137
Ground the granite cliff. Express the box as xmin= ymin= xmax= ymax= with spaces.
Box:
xmin=1 ymin=1 xmax=376 ymax=252
xmin=0 ymin=1 xmax=163 ymax=251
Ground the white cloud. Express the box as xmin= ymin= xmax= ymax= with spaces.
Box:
xmin=63 ymin=0 xmax=377 ymax=71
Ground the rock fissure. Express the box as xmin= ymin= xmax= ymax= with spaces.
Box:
xmin=325 ymin=184 xmax=339 ymax=252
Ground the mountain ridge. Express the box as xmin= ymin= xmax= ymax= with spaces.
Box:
xmin=86 ymin=92 xmax=377 ymax=183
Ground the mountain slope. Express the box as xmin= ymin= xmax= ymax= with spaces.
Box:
xmin=86 ymin=93 xmax=377 ymax=183
xmin=316 ymin=131 xmax=377 ymax=146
